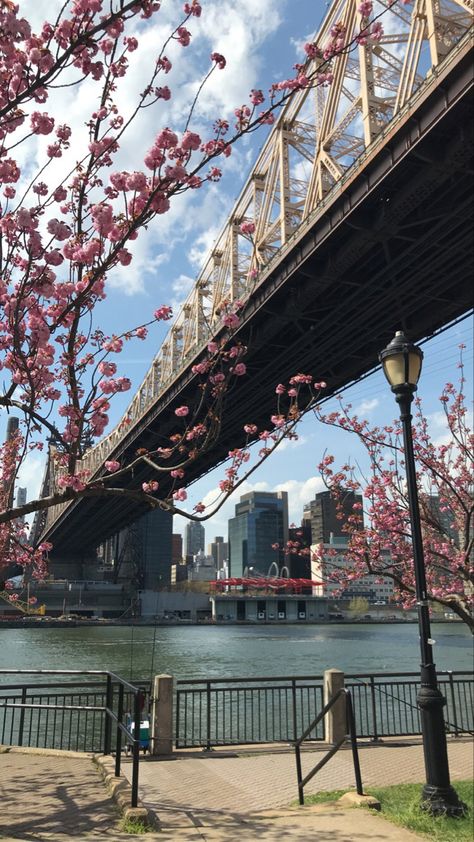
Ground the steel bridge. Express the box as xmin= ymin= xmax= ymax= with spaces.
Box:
xmin=33 ymin=0 xmax=474 ymax=555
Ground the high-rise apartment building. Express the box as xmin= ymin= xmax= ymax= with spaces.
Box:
xmin=184 ymin=521 xmax=205 ymax=557
xmin=287 ymin=523 xmax=312 ymax=579
xmin=209 ymin=536 xmax=228 ymax=570
xmin=303 ymin=489 xmax=363 ymax=545
xmin=228 ymin=491 xmax=289 ymax=578
xmin=172 ymin=533 xmax=183 ymax=564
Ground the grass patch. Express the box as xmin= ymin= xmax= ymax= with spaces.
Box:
xmin=120 ymin=816 xmax=153 ymax=834
xmin=304 ymin=781 xmax=473 ymax=841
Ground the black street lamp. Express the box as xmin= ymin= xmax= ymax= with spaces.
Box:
xmin=379 ymin=331 xmax=467 ymax=817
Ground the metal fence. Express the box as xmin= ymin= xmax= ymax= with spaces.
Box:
xmin=175 ymin=671 xmax=473 ymax=748
xmin=175 ymin=676 xmax=325 ymax=749
xmin=346 ymin=671 xmax=474 ymax=740
xmin=0 ymin=670 xmax=151 ymax=808
xmin=0 ymin=673 xmax=150 ymax=752
xmin=1 ymin=669 xmax=472 ymax=755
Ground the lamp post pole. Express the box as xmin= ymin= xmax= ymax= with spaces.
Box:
xmin=380 ymin=332 xmax=466 ymax=818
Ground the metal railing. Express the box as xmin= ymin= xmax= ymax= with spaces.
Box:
xmin=1 ymin=670 xmax=471 ymax=764
xmin=176 ymin=671 xmax=473 ymax=749
xmin=294 ymin=688 xmax=363 ymax=805
xmin=346 ymin=671 xmax=474 ymax=741
xmin=175 ymin=675 xmax=325 ymax=749
xmin=0 ymin=670 xmax=150 ymax=808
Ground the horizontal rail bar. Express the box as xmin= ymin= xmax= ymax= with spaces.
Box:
xmin=0 ymin=669 xmax=145 ymax=691
xmin=176 ymin=670 xmax=473 ymax=686
xmin=1 ymin=702 xmax=106 ymax=712
xmin=176 ymin=675 xmax=325 ymax=685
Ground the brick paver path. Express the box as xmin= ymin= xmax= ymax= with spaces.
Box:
xmin=0 ymin=739 xmax=471 ymax=840
xmin=126 ymin=738 xmax=473 ymax=817
xmin=0 ymin=751 xmax=130 ymax=840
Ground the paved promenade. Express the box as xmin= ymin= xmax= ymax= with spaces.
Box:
xmin=0 ymin=738 xmax=472 ymax=840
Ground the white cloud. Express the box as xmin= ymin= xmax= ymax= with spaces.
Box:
xmin=274 ymin=433 xmax=308 ymax=453
xmin=354 ymin=398 xmax=379 ymax=416
xmin=170 ymin=273 xmax=196 ymax=311
xmin=274 ymin=476 xmax=326 ymax=525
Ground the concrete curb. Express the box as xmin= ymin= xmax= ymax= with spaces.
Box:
xmin=93 ymin=753 xmax=154 ymax=826
xmin=0 ymin=744 xmax=93 ymax=758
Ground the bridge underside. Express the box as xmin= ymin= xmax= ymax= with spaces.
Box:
xmin=46 ymin=47 xmax=474 ymax=555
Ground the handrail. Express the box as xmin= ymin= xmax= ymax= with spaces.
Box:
xmin=294 ymin=688 xmax=363 ymax=805
xmin=0 ymin=670 xmax=145 ymax=808
xmin=176 ymin=669 xmax=472 ymax=686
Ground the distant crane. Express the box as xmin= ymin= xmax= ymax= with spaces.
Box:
xmin=0 ymin=590 xmax=46 ymax=616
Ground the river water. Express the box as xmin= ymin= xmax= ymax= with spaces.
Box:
xmin=0 ymin=623 xmax=471 ymax=683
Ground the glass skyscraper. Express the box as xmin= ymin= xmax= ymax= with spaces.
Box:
xmin=184 ymin=521 xmax=205 ymax=558
xmin=228 ymin=491 xmax=289 ymax=577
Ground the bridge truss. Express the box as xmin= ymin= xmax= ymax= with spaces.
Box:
xmin=36 ymin=0 xmax=473 ymax=546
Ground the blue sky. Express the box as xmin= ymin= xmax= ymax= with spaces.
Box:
xmin=6 ymin=1 xmax=472 ymax=545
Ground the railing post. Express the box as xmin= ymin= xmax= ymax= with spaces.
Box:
xmin=18 ymin=687 xmax=27 ymax=747
xmin=370 ymin=675 xmax=379 ymax=742
xmin=103 ymin=675 xmax=113 ymax=755
xmin=150 ymin=674 xmax=174 ymax=755
xmin=206 ymin=680 xmax=212 ymax=751
xmin=346 ymin=691 xmax=363 ymax=796
xmin=324 ymin=668 xmax=346 ymax=744
xmin=291 ymin=679 xmax=298 ymax=742
xmin=295 ymin=742 xmax=304 ymax=805
xmin=448 ymin=672 xmax=459 ymax=737
xmin=131 ymin=690 xmax=140 ymax=808
xmin=115 ymin=683 xmax=124 ymax=778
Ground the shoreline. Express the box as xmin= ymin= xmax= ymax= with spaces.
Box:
xmin=0 ymin=617 xmax=461 ymax=629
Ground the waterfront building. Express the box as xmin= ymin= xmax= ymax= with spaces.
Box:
xmin=210 ymin=593 xmax=328 ymax=623
xmin=209 ymin=536 xmax=228 ymax=570
xmin=287 ymin=524 xmax=312 ymax=579
xmin=135 ymin=508 xmax=173 ymax=588
xmin=228 ymin=490 xmax=289 ymax=578
xmin=184 ymin=521 xmax=205 ymax=557
xmin=172 ymin=533 xmax=183 ymax=563
xmin=421 ymin=493 xmax=459 ymax=544
xmin=310 ymin=537 xmax=394 ymax=602
xmin=170 ymin=562 xmax=188 ymax=585
xmin=188 ymin=550 xmax=216 ymax=582
xmin=303 ymin=489 xmax=363 ymax=544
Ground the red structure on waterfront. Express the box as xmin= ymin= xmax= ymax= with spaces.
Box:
xmin=210 ymin=578 xmax=323 ymax=593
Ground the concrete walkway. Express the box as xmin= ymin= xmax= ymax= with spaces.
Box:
xmin=123 ymin=736 xmax=473 ymax=836
xmin=0 ymin=738 xmax=472 ymax=841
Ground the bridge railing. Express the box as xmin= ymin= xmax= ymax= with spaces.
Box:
xmin=42 ymin=6 xmax=474 ymax=535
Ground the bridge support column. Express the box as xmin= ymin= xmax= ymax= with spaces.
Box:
xmin=151 ymin=674 xmax=174 ymax=756
xmin=324 ymin=668 xmax=346 ymax=744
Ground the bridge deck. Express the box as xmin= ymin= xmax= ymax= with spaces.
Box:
xmin=43 ymin=39 xmax=474 ymax=554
